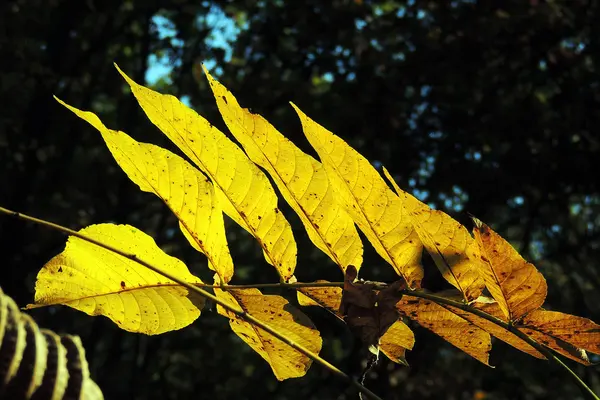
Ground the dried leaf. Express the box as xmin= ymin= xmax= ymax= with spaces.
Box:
xmin=340 ymin=266 xmax=405 ymax=351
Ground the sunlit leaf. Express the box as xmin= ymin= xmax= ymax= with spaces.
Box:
xmin=383 ymin=168 xmax=484 ymax=301
xmin=297 ymin=283 xmax=342 ymax=316
xmin=441 ymin=295 xmax=544 ymax=359
xmin=28 ymin=224 xmax=205 ymax=335
xmin=115 ymin=64 xmax=296 ymax=282
xmin=379 ymin=320 xmax=415 ymax=366
xmin=398 ymin=296 xmax=492 ymax=365
xmin=205 ymin=69 xmax=363 ymax=272
xmin=471 ymin=219 xmax=547 ymax=321
xmin=214 ymin=288 xmax=322 ymax=380
xmin=517 ymin=309 xmax=600 ymax=364
xmin=293 ymin=105 xmax=422 ymax=287
xmin=55 ymin=98 xmax=233 ymax=284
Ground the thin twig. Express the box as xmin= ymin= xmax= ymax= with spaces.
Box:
xmin=3 ymin=206 xmax=597 ymax=399
xmin=196 ymin=281 xmax=344 ymax=289
xmin=0 ymin=206 xmax=382 ymax=400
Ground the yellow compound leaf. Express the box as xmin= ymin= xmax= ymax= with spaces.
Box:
xmin=383 ymin=168 xmax=484 ymax=301
xmin=115 ymin=64 xmax=296 ymax=282
xmin=55 ymin=98 xmax=233 ymax=284
xmin=27 ymin=224 xmax=205 ymax=335
xmin=204 ymin=69 xmax=363 ymax=272
xmin=379 ymin=320 xmax=415 ymax=366
xmin=214 ymin=288 xmax=322 ymax=380
xmin=398 ymin=296 xmax=492 ymax=365
xmin=293 ymin=105 xmax=423 ymax=287
xmin=472 ymin=219 xmax=547 ymax=321
xmin=517 ymin=309 xmax=600 ymax=364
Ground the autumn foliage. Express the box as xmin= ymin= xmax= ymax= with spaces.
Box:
xmin=22 ymin=64 xmax=600 ymax=394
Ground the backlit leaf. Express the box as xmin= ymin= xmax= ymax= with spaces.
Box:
xmin=214 ymin=288 xmax=322 ymax=380
xmin=55 ymin=98 xmax=233 ymax=284
xmin=441 ymin=295 xmax=544 ymax=359
xmin=383 ymin=168 xmax=484 ymax=301
xmin=205 ymin=69 xmax=363 ymax=272
xmin=115 ymin=65 xmax=297 ymax=282
xmin=28 ymin=224 xmax=205 ymax=335
xmin=517 ymin=309 xmax=600 ymax=364
xmin=472 ymin=219 xmax=547 ymax=321
xmin=398 ymin=296 xmax=492 ymax=365
xmin=293 ymin=105 xmax=422 ymax=287
xmin=297 ymin=283 xmax=342 ymax=316
xmin=380 ymin=320 xmax=415 ymax=366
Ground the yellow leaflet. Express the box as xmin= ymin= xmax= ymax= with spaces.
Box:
xmin=398 ymin=296 xmax=492 ymax=365
xmin=292 ymin=105 xmax=422 ymax=287
xmin=518 ymin=309 xmax=600 ymax=364
xmin=471 ymin=219 xmax=547 ymax=321
xmin=383 ymin=168 xmax=484 ymax=301
xmin=115 ymin=64 xmax=296 ymax=282
xmin=204 ymin=69 xmax=363 ymax=272
xmin=297 ymin=283 xmax=342 ymax=315
xmin=214 ymin=288 xmax=322 ymax=380
xmin=56 ymin=98 xmax=233 ymax=284
xmin=27 ymin=224 xmax=205 ymax=335
xmin=379 ymin=320 xmax=415 ymax=366
xmin=434 ymin=293 xmax=545 ymax=360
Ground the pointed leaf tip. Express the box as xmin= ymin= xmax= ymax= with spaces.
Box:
xmin=382 ymin=167 xmax=484 ymax=301
xmin=472 ymin=220 xmax=547 ymax=321
xmin=294 ymin=105 xmax=423 ymax=287
xmin=119 ymin=68 xmax=297 ymax=281
xmin=207 ymin=79 xmax=363 ymax=271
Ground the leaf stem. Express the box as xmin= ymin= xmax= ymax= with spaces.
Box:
xmin=0 ymin=206 xmax=382 ymax=400
xmin=195 ymin=281 xmax=345 ymax=289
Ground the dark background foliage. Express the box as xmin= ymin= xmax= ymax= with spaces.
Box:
xmin=1 ymin=0 xmax=599 ymax=399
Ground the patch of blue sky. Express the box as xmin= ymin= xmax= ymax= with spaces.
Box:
xmin=146 ymin=6 xmax=244 ymax=85
xmin=507 ymin=196 xmax=524 ymax=208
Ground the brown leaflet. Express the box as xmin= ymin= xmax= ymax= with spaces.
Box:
xmin=297 ymin=278 xmax=414 ymax=364
xmin=339 ymin=266 xmax=406 ymax=352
